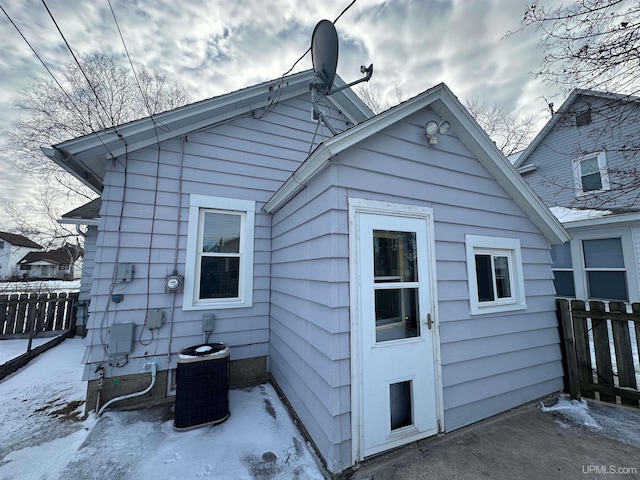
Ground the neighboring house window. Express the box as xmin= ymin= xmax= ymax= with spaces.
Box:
xmin=550 ymin=243 xmax=575 ymax=297
xmin=583 ymin=238 xmax=628 ymax=301
xmin=572 ymin=152 xmax=610 ymax=195
xmin=465 ymin=235 xmax=527 ymax=315
xmin=183 ymin=195 xmax=255 ymax=310
xmin=20 ymin=264 xmax=31 ymax=270
xmin=0 ymin=241 xmax=4 ymax=249
xmin=575 ymin=110 xmax=592 ymax=127
xmin=42 ymin=265 xmax=56 ymax=277
xmin=59 ymin=263 xmax=70 ymax=270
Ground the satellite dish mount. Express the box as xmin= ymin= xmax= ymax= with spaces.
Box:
xmin=310 ymin=20 xmax=373 ymax=135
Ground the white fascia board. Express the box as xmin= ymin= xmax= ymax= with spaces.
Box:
xmin=561 ymin=212 xmax=640 ymax=229
xmin=57 ymin=217 xmax=100 ymax=227
xmin=41 ymin=147 xmax=103 ymax=193
xmin=54 ymin=71 xmax=317 ymax=160
xmin=264 ymin=88 xmax=444 ymax=213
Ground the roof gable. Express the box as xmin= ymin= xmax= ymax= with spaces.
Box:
xmin=514 ymin=89 xmax=640 ymax=169
xmin=42 ymin=70 xmax=373 ymax=193
xmin=60 ymin=198 xmax=102 ymax=226
xmin=0 ymin=232 xmax=43 ymax=249
xmin=264 ymin=83 xmax=570 ymax=244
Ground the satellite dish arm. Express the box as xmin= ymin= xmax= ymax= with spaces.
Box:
xmin=327 ymin=64 xmax=373 ymax=95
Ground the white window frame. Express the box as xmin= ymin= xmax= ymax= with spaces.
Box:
xmin=572 ymin=152 xmax=610 ymax=196
xmin=465 ymin=235 xmax=527 ymax=315
xmin=183 ymin=195 xmax=255 ymax=310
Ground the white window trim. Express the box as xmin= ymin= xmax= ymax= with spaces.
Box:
xmin=572 ymin=152 xmax=610 ymax=197
xmin=465 ymin=235 xmax=527 ymax=315
xmin=183 ymin=194 xmax=255 ymax=310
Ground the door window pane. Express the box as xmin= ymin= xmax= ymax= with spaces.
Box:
xmin=375 ymin=288 xmax=419 ymax=342
xmin=390 ymin=381 xmax=412 ymax=430
xmin=374 ymin=231 xmax=417 ymax=282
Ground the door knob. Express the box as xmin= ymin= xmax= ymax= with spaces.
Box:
xmin=426 ymin=313 xmax=433 ymax=329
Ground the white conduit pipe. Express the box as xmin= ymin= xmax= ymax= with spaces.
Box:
xmin=97 ymin=363 xmax=157 ymax=417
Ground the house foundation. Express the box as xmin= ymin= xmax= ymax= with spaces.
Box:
xmin=86 ymin=356 xmax=269 ymax=415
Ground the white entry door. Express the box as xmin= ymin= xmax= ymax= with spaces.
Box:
xmin=350 ymin=200 xmax=442 ymax=460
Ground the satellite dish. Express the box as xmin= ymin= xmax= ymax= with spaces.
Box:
xmin=311 ymin=20 xmax=338 ymax=94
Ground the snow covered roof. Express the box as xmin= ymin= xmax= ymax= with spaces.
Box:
xmin=549 ymin=206 xmax=640 ymax=228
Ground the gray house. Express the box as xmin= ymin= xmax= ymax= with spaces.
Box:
xmin=45 ymin=71 xmax=569 ymax=474
xmin=514 ymin=90 xmax=640 ymax=303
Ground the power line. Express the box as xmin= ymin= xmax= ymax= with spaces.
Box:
xmin=0 ymin=3 xmax=117 ymax=161
xmin=334 ymin=0 xmax=357 ymax=23
xmin=107 ymin=0 xmax=153 ymax=117
xmin=257 ymin=0 xmax=358 ymax=119
xmin=41 ymin=0 xmax=117 ymax=130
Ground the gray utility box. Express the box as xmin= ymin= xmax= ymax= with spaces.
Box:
xmin=107 ymin=323 xmax=135 ymax=356
xmin=174 ymin=343 xmax=230 ymax=431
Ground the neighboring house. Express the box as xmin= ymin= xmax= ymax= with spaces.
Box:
xmin=17 ymin=245 xmax=83 ymax=280
xmin=514 ymin=90 xmax=640 ymax=303
xmin=45 ymin=70 xmax=569 ymax=475
xmin=0 ymin=232 xmax=43 ymax=280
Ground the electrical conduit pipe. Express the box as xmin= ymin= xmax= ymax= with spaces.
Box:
xmin=97 ymin=363 xmax=157 ymax=416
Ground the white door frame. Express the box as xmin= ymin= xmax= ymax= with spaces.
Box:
xmin=348 ymin=198 xmax=444 ymax=464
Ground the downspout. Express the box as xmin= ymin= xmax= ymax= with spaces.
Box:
xmin=97 ymin=362 xmax=157 ymax=416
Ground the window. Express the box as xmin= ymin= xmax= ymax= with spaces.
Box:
xmin=19 ymin=264 xmax=31 ymax=271
xmin=465 ymin=235 xmax=527 ymax=315
xmin=583 ymin=238 xmax=628 ymax=301
xmin=0 ymin=241 xmax=4 ymax=249
xmin=59 ymin=263 xmax=70 ymax=270
xmin=575 ymin=110 xmax=592 ymax=127
xmin=551 ymin=243 xmax=575 ymax=297
xmin=573 ymin=152 xmax=609 ymax=195
xmin=183 ymin=195 xmax=255 ymax=310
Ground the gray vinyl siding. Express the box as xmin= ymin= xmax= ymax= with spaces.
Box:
xmin=270 ymin=106 xmax=563 ymax=472
xmin=83 ymin=94 xmax=349 ymax=380
xmin=522 ymin=95 xmax=640 ymax=211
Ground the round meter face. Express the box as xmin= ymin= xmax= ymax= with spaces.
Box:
xmin=166 ymin=275 xmax=183 ymax=292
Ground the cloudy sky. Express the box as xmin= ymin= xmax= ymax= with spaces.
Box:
xmin=0 ymin=0 xmax=564 ymax=219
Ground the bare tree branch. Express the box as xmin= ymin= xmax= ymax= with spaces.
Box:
xmin=2 ymin=51 xmax=191 ymax=247
xmin=465 ymin=99 xmax=538 ymax=156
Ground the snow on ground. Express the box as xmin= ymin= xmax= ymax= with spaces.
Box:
xmin=541 ymin=395 xmax=640 ymax=448
xmin=0 ymin=338 xmax=325 ymax=480
xmin=0 ymin=280 xmax=80 ymax=294
xmin=0 ymin=337 xmax=51 ymax=364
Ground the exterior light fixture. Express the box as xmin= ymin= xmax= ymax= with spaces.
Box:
xmin=424 ymin=120 xmax=450 ymax=145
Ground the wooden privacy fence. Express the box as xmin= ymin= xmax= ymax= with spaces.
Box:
xmin=0 ymin=292 xmax=78 ymax=338
xmin=557 ymin=299 xmax=640 ymax=407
